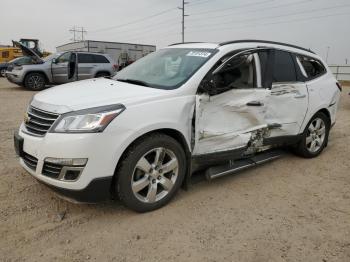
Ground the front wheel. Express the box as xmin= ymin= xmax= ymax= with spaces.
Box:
xmin=24 ymin=73 xmax=46 ymax=91
xmin=115 ymin=133 xmax=186 ymax=212
xmin=294 ymin=112 xmax=330 ymax=158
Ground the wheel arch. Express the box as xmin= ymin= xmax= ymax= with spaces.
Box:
xmin=95 ymin=71 xmax=111 ymax=77
xmin=110 ymin=128 xmax=192 ymax=195
xmin=317 ymin=108 xmax=331 ymax=124
xmin=23 ymin=70 xmax=49 ymax=84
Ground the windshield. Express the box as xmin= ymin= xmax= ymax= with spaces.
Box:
xmin=10 ymin=56 xmax=33 ymax=65
xmin=113 ymin=48 xmax=216 ymax=89
xmin=43 ymin=53 xmax=60 ymax=62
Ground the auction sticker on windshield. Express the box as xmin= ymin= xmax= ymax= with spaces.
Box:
xmin=186 ymin=51 xmax=212 ymax=58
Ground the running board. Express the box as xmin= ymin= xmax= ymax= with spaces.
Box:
xmin=205 ymin=149 xmax=285 ymax=180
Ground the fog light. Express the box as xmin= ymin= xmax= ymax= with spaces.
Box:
xmin=42 ymin=158 xmax=87 ymax=181
xmin=64 ymin=170 xmax=81 ymax=181
xmin=45 ymin=158 xmax=87 ymax=166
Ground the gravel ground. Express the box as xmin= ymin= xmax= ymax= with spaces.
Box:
xmin=0 ymin=78 xmax=349 ymax=262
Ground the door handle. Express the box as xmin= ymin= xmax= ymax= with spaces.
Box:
xmin=294 ymin=94 xmax=306 ymax=99
xmin=246 ymin=101 xmax=264 ymax=106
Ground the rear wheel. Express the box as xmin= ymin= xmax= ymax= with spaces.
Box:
xmin=24 ymin=73 xmax=46 ymax=91
xmin=115 ymin=133 xmax=186 ymax=212
xmin=294 ymin=112 xmax=330 ymax=158
xmin=0 ymin=68 xmax=6 ymax=77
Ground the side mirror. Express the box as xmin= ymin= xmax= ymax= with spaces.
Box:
xmin=198 ymin=77 xmax=218 ymax=96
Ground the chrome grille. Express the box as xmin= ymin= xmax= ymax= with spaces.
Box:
xmin=25 ymin=106 xmax=59 ymax=136
xmin=22 ymin=152 xmax=38 ymax=171
xmin=42 ymin=162 xmax=62 ymax=179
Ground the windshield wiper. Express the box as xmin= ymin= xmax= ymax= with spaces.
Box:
xmin=117 ymin=78 xmax=150 ymax=87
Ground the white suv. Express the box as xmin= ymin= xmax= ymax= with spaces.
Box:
xmin=14 ymin=40 xmax=341 ymax=212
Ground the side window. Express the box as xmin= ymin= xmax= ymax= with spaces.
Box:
xmin=93 ymin=55 xmax=110 ymax=63
xmin=56 ymin=52 xmax=71 ymax=63
xmin=78 ymin=54 xmax=94 ymax=63
xmin=272 ymin=50 xmax=297 ymax=83
xmin=297 ymin=56 xmax=326 ymax=79
xmin=2 ymin=51 xmax=9 ymax=58
xmin=212 ymin=53 xmax=257 ymax=94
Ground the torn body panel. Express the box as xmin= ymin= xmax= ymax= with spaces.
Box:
xmin=193 ymin=88 xmax=270 ymax=155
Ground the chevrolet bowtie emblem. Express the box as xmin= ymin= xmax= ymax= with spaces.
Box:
xmin=24 ymin=112 xmax=30 ymax=123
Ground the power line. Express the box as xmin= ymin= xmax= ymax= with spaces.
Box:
xmin=91 ymin=7 xmax=177 ymax=33
xmin=188 ymin=0 xmax=314 ymax=22
xmin=186 ymin=12 xmax=350 ymax=34
xmin=188 ymin=3 xmax=350 ymax=29
xmin=189 ymin=0 xmax=275 ymax=16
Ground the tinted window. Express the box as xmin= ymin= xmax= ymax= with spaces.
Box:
xmin=258 ymin=51 xmax=269 ymax=84
xmin=2 ymin=51 xmax=9 ymax=58
xmin=78 ymin=53 xmax=94 ymax=63
xmin=272 ymin=50 xmax=297 ymax=83
xmin=298 ymin=56 xmax=326 ymax=79
xmin=93 ymin=54 xmax=109 ymax=63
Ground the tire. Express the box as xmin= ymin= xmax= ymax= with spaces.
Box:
xmin=294 ymin=112 xmax=330 ymax=158
xmin=24 ymin=73 xmax=46 ymax=91
xmin=95 ymin=72 xmax=110 ymax=78
xmin=115 ymin=133 xmax=186 ymax=212
xmin=0 ymin=68 xmax=6 ymax=77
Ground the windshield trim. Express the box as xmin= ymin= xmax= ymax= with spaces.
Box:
xmin=114 ymin=48 xmax=219 ymax=90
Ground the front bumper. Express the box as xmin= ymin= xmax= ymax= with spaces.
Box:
xmin=6 ymin=71 xmax=23 ymax=84
xmin=15 ymin=124 xmax=120 ymax=202
xmin=37 ymin=176 xmax=113 ymax=203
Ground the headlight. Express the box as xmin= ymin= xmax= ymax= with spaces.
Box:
xmin=51 ymin=104 xmax=125 ymax=133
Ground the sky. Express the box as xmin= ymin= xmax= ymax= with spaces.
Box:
xmin=0 ymin=0 xmax=349 ymax=64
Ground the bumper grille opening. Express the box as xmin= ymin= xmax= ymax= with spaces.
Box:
xmin=24 ymin=106 xmax=59 ymax=136
xmin=22 ymin=152 xmax=38 ymax=171
xmin=42 ymin=162 xmax=62 ymax=179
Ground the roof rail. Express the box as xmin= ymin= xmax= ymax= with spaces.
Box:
xmin=218 ymin=40 xmax=315 ymax=54
xmin=168 ymin=42 xmax=205 ymax=46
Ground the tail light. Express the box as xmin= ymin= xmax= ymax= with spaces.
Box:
xmin=336 ymin=82 xmax=342 ymax=92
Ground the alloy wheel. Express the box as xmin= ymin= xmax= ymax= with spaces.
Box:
xmin=131 ymin=147 xmax=179 ymax=203
xmin=306 ymin=117 xmax=326 ymax=153
xmin=27 ymin=75 xmax=45 ymax=89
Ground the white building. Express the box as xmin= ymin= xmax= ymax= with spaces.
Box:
xmin=56 ymin=40 xmax=156 ymax=65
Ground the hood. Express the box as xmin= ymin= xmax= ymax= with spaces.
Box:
xmin=32 ymin=78 xmax=171 ymax=114
xmin=12 ymin=41 xmax=43 ymax=63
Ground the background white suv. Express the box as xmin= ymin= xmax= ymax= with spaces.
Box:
xmin=14 ymin=40 xmax=341 ymax=212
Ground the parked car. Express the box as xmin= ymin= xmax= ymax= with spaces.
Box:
xmin=14 ymin=40 xmax=341 ymax=212
xmin=6 ymin=41 xmax=117 ymax=90
xmin=0 ymin=56 xmax=36 ymax=77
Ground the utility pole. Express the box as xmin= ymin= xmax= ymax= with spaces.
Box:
xmin=345 ymin=58 xmax=348 ymax=65
xmin=70 ymin=26 xmax=87 ymax=42
xmin=178 ymin=0 xmax=189 ymax=43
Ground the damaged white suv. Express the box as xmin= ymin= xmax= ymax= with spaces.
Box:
xmin=14 ymin=40 xmax=341 ymax=212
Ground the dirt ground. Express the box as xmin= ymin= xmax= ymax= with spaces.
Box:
xmin=0 ymin=78 xmax=349 ymax=262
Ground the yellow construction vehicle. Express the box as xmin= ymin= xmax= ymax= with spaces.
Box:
xmin=0 ymin=39 xmax=50 ymax=63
